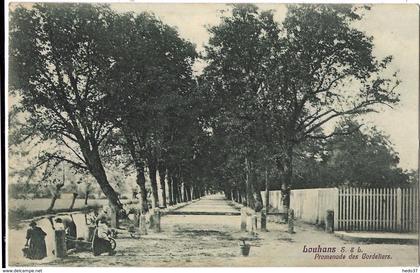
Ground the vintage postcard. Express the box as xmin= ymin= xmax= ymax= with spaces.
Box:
xmin=4 ymin=1 xmax=419 ymax=268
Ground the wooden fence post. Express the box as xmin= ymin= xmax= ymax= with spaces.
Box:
xmin=325 ymin=210 xmax=334 ymax=233
xmin=139 ymin=214 xmax=148 ymax=235
xmin=149 ymin=209 xmax=155 ymax=229
xmin=154 ymin=208 xmax=161 ymax=233
xmin=260 ymin=208 xmax=267 ymax=231
xmin=240 ymin=206 xmax=247 ymax=231
xmin=334 ymin=188 xmax=339 ymax=231
xmin=288 ymin=209 xmax=294 ymax=233
xmin=251 ymin=214 xmax=258 ymax=235
xmin=396 ymin=188 xmax=402 ymax=231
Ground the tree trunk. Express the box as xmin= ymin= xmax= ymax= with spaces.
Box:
xmin=279 ymin=145 xmax=294 ymax=214
xmin=240 ymin=190 xmax=246 ymax=205
xmin=47 ymin=183 xmax=64 ymax=211
xmin=167 ymin=174 xmax=173 ymax=205
xmin=190 ymin=185 xmax=194 ymax=201
xmin=172 ymin=175 xmax=178 ymax=204
xmin=184 ymin=185 xmax=189 ymax=201
xmin=158 ymin=164 xmax=167 ymax=208
xmin=90 ymin=164 xmax=123 ymax=213
xmin=47 ymin=194 xmax=58 ymax=211
xmin=135 ymin=165 xmax=149 ymax=214
xmin=122 ymin=129 xmax=148 ymax=214
xmin=147 ymin=158 xmax=159 ymax=209
xmin=69 ymin=192 xmax=78 ymax=210
xmin=70 ymin=125 xmax=124 ymax=216
xmin=225 ymin=189 xmax=232 ymax=200
xmin=175 ymin=178 xmax=180 ymax=203
xmin=265 ymin=168 xmax=269 ymax=212
xmin=172 ymin=176 xmax=179 ymax=203
xmin=178 ymin=182 xmax=183 ymax=203
xmin=84 ymin=191 xmax=89 ymax=205
xmin=245 ymin=157 xmax=256 ymax=209
xmin=253 ymin=172 xmax=263 ymax=211
xmin=183 ymin=183 xmax=188 ymax=202
xmin=186 ymin=185 xmax=192 ymax=201
xmin=196 ymin=186 xmax=200 ymax=198
xmin=85 ymin=148 xmax=124 ymax=214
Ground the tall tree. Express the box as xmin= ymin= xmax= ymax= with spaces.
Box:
xmin=203 ymin=4 xmax=400 ymax=211
xmin=269 ymin=4 xmax=400 ymax=209
xmin=201 ymin=4 xmax=281 ymax=209
xmin=104 ymin=12 xmax=197 ymax=213
xmin=9 ymin=4 xmax=125 ymax=213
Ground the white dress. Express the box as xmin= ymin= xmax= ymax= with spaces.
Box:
xmin=97 ymin=222 xmax=110 ymax=240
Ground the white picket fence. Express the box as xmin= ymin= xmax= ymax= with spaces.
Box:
xmin=270 ymin=186 xmax=418 ymax=232
xmin=338 ymin=187 xmax=418 ymax=232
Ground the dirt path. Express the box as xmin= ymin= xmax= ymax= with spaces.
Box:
xmin=173 ymin=194 xmax=240 ymax=214
xmin=9 ymin=195 xmax=418 ymax=267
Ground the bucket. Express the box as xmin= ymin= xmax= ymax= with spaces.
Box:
xmin=22 ymin=246 xmax=29 ymax=258
xmin=239 ymin=240 xmax=251 ymax=256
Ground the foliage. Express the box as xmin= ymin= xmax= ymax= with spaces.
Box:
xmin=9 ymin=3 xmax=127 ymax=211
xmin=102 ymin=10 xmax=201 ymax=211
xmin=201 ymin=4 xmax=402 ymax=208
xmin=9 ymin=183 xmax=52 ymax=199
xmin=8 ymin=3 xmax=411 ymax=212
xmin=292 ymin=120 xmax=410 ymax=188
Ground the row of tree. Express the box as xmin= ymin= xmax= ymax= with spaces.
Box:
xmin=9 ymin=3 xmax=215 ymax=216
xmin=198 ymin=4 xmax=406 ymax=211
xmin=9 ymin=4 xmax=411 ymax=217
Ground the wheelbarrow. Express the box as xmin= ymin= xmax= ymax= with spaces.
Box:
xmin=66 ymin=227 xmax=116 ymax=253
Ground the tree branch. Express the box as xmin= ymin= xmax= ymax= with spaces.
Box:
xmin=306 ymin=124 xmax=362 ymax=140
xmin=44 ymin=153 xmax=88 ymax=171
xmin=300 ymin=99 xmax=379 ymax=141
xmin=60 ymin=136 xmax=87 ymax=165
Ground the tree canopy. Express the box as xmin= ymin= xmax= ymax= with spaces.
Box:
xmin=292 ymin=120 xmax=411 ymax=189
xmin=201 ymin=4 xmax=402 ymax=209
xmin=9 ymin=3 xmax=412 ymax=216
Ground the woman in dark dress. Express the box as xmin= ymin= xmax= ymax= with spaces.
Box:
xmin=25 ymin=221 xmax=47 ymax=260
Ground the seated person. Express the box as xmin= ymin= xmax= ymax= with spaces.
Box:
xmin=92 ymin=217 xmax=116 ymax=256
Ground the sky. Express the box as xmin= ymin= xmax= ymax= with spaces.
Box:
xmin=110 ymin=3 xmax=419 ymax=170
